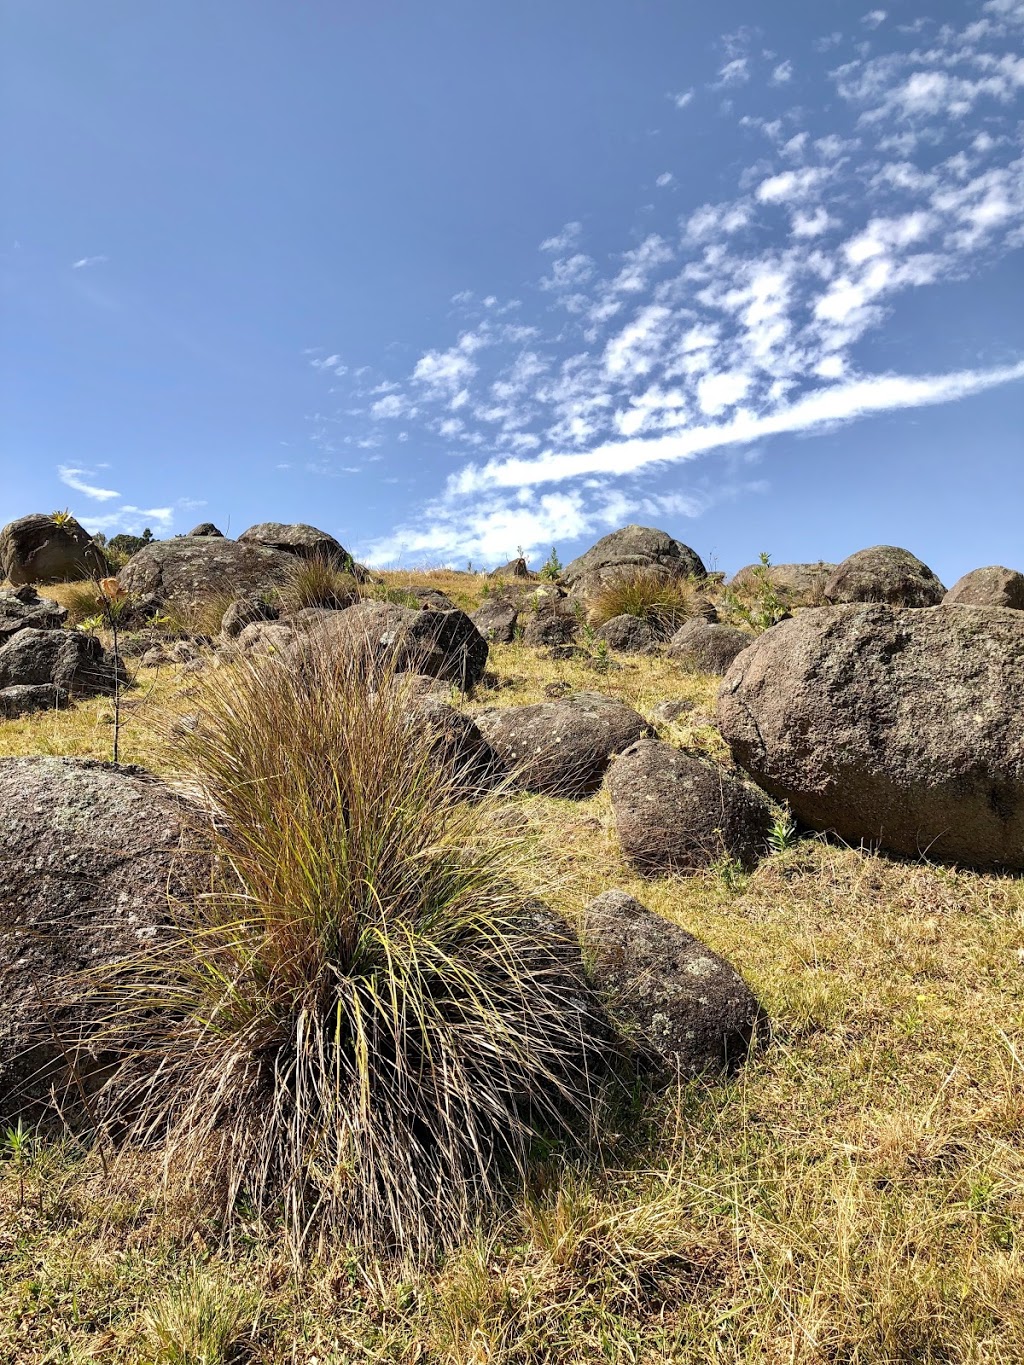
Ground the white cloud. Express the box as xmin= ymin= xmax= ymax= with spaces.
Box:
xmin=861 ymin=10 xmax=887 ymax=28
xmin=717 ymin=57 xmax=750 ymax=87
xmin=656 ymin=172 xmax=675 ymax=187
xmin=58 ymin=465 xmax=120 ymax=501
xmin=672 ymin=89 xmax=695 ymax=108
xmin=539 ymin=222 xmax=582 ymax=253
xmin=83 ymin=505 xmax=175 ymax=535
xmin=756 ymin=167 xmax=829 ymax=203
xmin=772 ymin=61 xmax=793 ymax=84
xmin=71 ymin=255 xmax=108 ymax=270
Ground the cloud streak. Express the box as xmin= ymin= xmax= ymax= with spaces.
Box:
xmin=58 ymin=465 xmax=121 ymax=501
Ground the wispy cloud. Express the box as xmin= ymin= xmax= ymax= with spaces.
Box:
xmin=309 ymin=1 xmax=1024 ymax=564
xmin=71 ymin=255 xmax=108 ymax=270
xmin=58 ymin=465 xmax=121 ymax=501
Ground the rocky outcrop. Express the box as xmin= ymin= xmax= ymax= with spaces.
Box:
xmin=304 ymin=600 xmax=488 ymax=689
xmin=564 ymin=526 xmax=707 ymax=593
xmin=238 ymin=522 xmax=352 ymax=567
xmin=220 ymin=594 xmax=280 ymax=639
xmin=520 ymin=594 xmax=579 ymax=647
xmin=0 ymin=758 xmax=205 ymax=1122
xmin=0 ymin=628 xmax=124 ymax=698
xmin=0 ymin=587 xmax=68 ymax=643
xmin=187 ymin=522 xmax=224 ymax=537
xmin=607 ymin=739 xmax=772 ymax=874
xmin=117 ymin=536 xmax=294 ymax=605
xmin=582 ymin=891 xmax=765 ymax=1076
xmin=0 ymin=684 xmax=68 ymax=719
xmin=668 ymin=619 xmax=750 ymax=674
xmin=943 ymin=566 xmax=1024 ymax=610
xmin=1 ymin=514 xmax=108 ymax=585
xmin=472 ymin=599 xmax=519 ymax=644
xmin=717 ymin=604 xmax=1024 ymax=869
xmin=824 ymin=546 xmax=944 ymax=607
xmin=475 ymin=692 xmax=651 ymax=797
xmin=489 ymin=557 xmax=535 ymax=580
xmin=730 ymin=562 xmax=833 ymax=605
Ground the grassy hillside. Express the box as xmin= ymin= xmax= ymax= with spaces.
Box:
xmin=1 ymin=573 xmax=1023 ymax=1364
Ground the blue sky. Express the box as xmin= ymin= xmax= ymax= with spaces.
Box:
xmin=2 ymin=0 xmax=1022 ymax=582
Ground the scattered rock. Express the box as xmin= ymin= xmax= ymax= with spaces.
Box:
xmin=305 ymin=600 xmax=488 ymax=689
xmin=564 ymin=526 xmax=707 ymax=594
xmin=220 ymin=594 xmax=280 ymax=639
xmin=397 ymin=586 xmax=458 ymax=612
xmin=393 ymin=676 xmax=497 ymax=794
xmin=546 ymin=644 xmax=588 ymax=661
xmin=238 ymin=521 xmax=352 ymax=566
xmin=595 ymin=614 xmax=659 ymax=653
xmin=0 ymin=586 xmax=68 ymax=643
xmin=476 ymin=691 xmax=651 ymax=797
xmin=0 ymin=758 xmax=206 ymax=1122
xmin=187 ymin=522 xmax=224 ymax=537
xmin=0 ymin=683 xmax=69 ymax=719
xmin=824 ymin=546 xmax=945 ymax=607
xmin=231 ymin=619 xmax=297 ymax=657
xmin=730 ymin=562 xmax=834 ymax=605
xmin=668 ymin=619 xmax=751 ymax=674
xmin=943 ymin=566 xmax=1024 ymax=610
xmin=489 ymin=557 xmax=535 ymax=580
xmin=582 ymin=890 xmax=765 ymax=1076
xmin=0 ymin=514 xmax=108 ymax=586
xmin=472 ymin=599 xmax=519 ymax=644
xmin=118 ymin=537 xmax=294 ymax=606
xmin=651 ymin=699 xmax=695 ymax=723
xmin=0 ymin=628 xmax=124 ymax=698
xmin=717 ymin=604 xmax=1024 ymax=870
xmin=520 ymin=596 xmax=579 ymax=646
xmin=607 ymin=739 xmax=772 ymax=874
xmin=544 ymin=681 xmax=573 ymax=699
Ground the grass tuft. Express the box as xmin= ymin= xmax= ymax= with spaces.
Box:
xmin=142 ymin=1268 xmax=258 ymax=1365
xmin=276 ymin=551 xmax=359 ymax=615
xmin=587 ymin=569 xmax=704 ymax=638
xmin=98 ymin=646 xmax=608 ymax=1259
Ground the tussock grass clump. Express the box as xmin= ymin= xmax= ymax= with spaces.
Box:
xmin=143 ymin=1269 xmax=259 ymax=1365
xmin=277 ymin=551 xmax=359 ymax=615
xmin=587 ymin=568 xmax=704 ymax=638
xmin=157 ymin=588 xmax=239 ymax=639
xmin=102 ymin=647 xmax=607 ymax=1258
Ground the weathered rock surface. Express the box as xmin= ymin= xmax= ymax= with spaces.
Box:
xmin=393 ymin=676 xmax=497 ymax=794
xmin=520 ymin=595 xmax=579 ymax=647
xmin=231 ymin=619 xmax=300 ymax=656
xmin=220 ymin=593 xmax=280 ymax=639
xmin=472 ymin=599 xmax=519 ymax=643
xmin=668 ymin=619 xmax=751 ymax=674
xmin=238 ymin=521 xmax=351 ymax=566
xmin=476 ymin=692 xmax=651 ymax=797
xmin=489 ymin=556 xmax=535 ymax=580
xmin=824 ymin=546 xmax=944 ymax=607
xmin=1 ymin=514 xmax=108 ymax=585
xmin=582 ymin=890 xmax=765 ymax=1075
xmin=730 ymin=562 xmax=834 ymax=605
xmin=0 ymin=586 xmax=68 ymax=643
xmin=717 ymin=604 xmax=1024 ymax=869
xmin=607 ymin=739 xmax=772 ymax=874
xmin=305 ymin=600 xmax=488 ymax=688
xmin=943 ymin=566 xmax=1024 ymax=610
xmin=595 ymin=614 xmax=659 ymax=653
xmin=0 ymin=683 xmax=68 ymax=719
xmin=118 ymin=536 xmax=294 ymax=605
xmin=187 ymin=522 xmax=224 ymax=537
xmin=0 ymin=758 xmax=205 ymax=1122
xmin=564 ymin=525 xmax=707 ymax=591
xmin=0 ymin=628 xmax=124 ymax=697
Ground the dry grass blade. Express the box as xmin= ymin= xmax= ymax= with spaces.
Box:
xmin=587 ymin=569 xmax=704 ymax=638
xmin=276 ymin=550 xmax=359 ymax=614
xmin=95 ymin=643 xmax=609 ymax=1260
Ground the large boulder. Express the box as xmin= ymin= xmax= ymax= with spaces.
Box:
xmin=472 ymin=599 xmax=519 ymax=644
xmin=1 ymin=514 xmax=108 ymax=585
xmin=117 ymin=536 xmax=294 ymax=605
xmin=393 ymin=676 xmax=497 ymax=795
xmin=730 ymin=562 xmax=834 ymax=606
xmin=607 ymin=739 xmax=772 ymax=874
xmin=0 ymin=758 xmax=205 ymax=1122
xmin=521 ymin=595 xmax=580 ymax=647
xmin=220 ymin=593 xmax=280 ymax=640
xmin=475 ymin=692 xmax=651 ymax=797
xmin=564 ymin=526 xmax=706 ymax=595
xmin=304 ymin=600 xmax=488 ymax=689
xmin=0 ymin=628 xmax=124 ymax=697
xmin=0 ymin=586 xmax=68 ymax=643
xmin=0 ymin=684 xmax=68 ymax=719
xmin=595 ymin=614 xmax=659 ymax=653
xmin=717 ymin=604 xmax=1024 ymax=870
xmin=489 ymin=556 xmax=535 ymax=580
xmin=824 ymin=546 xmax=944 ymax=607
xmin=238 ymin=521 xmax=352 ymax=567
xmin=668 ymin=619 xmax=751 ymax=674
xmin=943 ymin=566 xmax=1024 ymax=610
xmin=582 ymin=891 xmax=765 ymax=1076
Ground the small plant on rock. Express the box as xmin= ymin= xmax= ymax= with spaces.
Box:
xmin=725 ymin=552 xmax=789 ymax=634
xmin=768 ymin=810 xmax=799 ymax=854
xmin=539 ymin=547 xmax=563 ymax=581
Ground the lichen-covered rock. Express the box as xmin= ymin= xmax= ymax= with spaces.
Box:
xmin=0 ymin=628 xmax=124 ymax=697
xmin=595 ymin=614 xmax=659 ymax=653
xmin=0 ymin=758 xmax=206 ymax=1122
xmin=607 ymin=739 xmax=772 ymax=874
xmin=0 ymin=586 xmax=68 ymax=643
xmin=187 ymin=522 xmax=224 ymax=537
xmin=943 ymin=566 xmax=1024 ymax=610
xmin=476 ymin=691 xmax=651 ymax=797
xmin=0 ymin=684 xmax=68 ymax=718
xmin=521 ymin=595 xmax=579 ymax=647
xmin=238 ymin=521 xmax=352 ymax=566
xmin=564 ymin=526 xmax=706 ymax=592
xmin=582 ymin=890 xmax=765 ymax=1076
xmin=220 ymin=594 xmax=280 ymax=639
xmin=0 ymin=514 xmax=108 ymax=586
xmin=824 ymin=546 xmax=944 ymax=607
xmin=668 ymin=619 xmax=751 ymax=674
xmin=718 ymin=604 xmax=1024 ymax=869
xmin=118 ymin=537 xmax=294 ymax=606
xmin=305 ymin=600 xmax=488 ymax=688
xmin=472 ymin=599 xmax=519 ymax=643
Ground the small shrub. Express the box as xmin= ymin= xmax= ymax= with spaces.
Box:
xmin=99 ymin=648 xmax=608 ymax=1257
xmin=278 ymin=551 xmax=359 ymax=615
xmin=588 ymin=569 xmax=701 ymax=639
xmin=50 ymin=508 xmax=74 ymax=528
xmin=724 ymin=552 xmax=789 ymax=633
xmin=768 ymin=811 xmax=799 ymax=854
xmin=539 ymin=547 xmax=563 ymax=581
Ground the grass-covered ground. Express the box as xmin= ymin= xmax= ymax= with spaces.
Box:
xmin=2 ymin=571 xmax=1023 ymax=1364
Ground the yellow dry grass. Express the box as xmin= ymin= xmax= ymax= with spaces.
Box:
xmin=1 ymin=581 xmax=1023 ymax=1363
